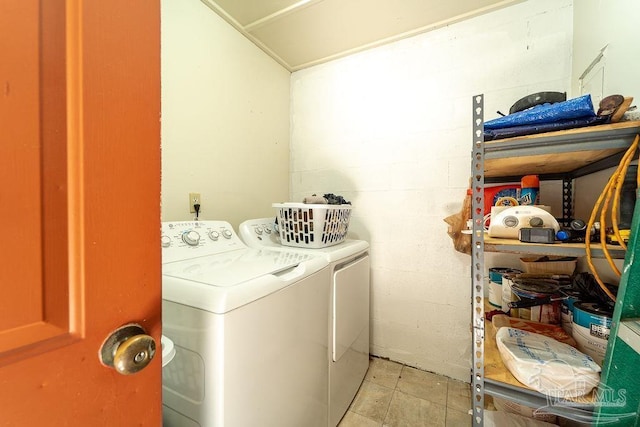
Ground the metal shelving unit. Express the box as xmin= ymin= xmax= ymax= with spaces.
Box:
xmin=470 ymin=94 xmax=640 ymax=425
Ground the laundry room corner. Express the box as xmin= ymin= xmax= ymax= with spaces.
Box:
xmin=289 ymin=0 xmax=573 ymax=382
xmin=9 ymin=0 xmax=640 ymax=424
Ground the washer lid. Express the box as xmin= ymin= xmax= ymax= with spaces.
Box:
xmin=162 ymin=247 xmax=329 ymax=314
xmin=162 ymin=247 xmax=314 ymax=287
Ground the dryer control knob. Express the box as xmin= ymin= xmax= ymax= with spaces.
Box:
xmin=529 ymin=216 xmax=544 ymax=227
xmin=503 ymin=215 xmax=519 ymax=228
xmin=222 ymin=229 xmax=233 ymax=239
xmin=208 ymin=230 xmax=220 ymax=241
xmin=255 ymin=226 xmax=263 ymax=235
xmin=161 ymin=235 xmax=171 ymax=248
xmin=182 ymin=230 xmax=200 ymax=246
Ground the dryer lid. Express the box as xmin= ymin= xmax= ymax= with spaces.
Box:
xmin=238 ymin=218 xmax=368 ymax=263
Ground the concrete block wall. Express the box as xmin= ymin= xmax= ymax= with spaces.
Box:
xmin=290 ymin=0 xmax=573 ymax=381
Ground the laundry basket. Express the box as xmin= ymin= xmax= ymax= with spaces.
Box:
xmin=273 ymin=203 xmax=352 ymax=248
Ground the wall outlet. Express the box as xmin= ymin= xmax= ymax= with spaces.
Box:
xmin=189 ymin=193 xmax=201 ymax=213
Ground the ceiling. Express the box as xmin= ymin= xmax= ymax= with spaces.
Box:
xmin=200 ymin=0 xmax=522 ymax=72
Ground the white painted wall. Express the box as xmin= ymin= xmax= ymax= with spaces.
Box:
xmin=290 ymin=0 xmax=573 ymax=381
xmin=571 ymin=0 xmax=640 ymax=102
xmin=570 ymin=0 xmax=640 ymax=284
xmin=161 ymin=0 xmax=291 ymax=227
xmin=571 ymin=0 xmax=640 ymax=216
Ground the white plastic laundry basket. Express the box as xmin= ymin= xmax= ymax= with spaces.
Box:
xmin=273 ymin=203 xmax=352 ymax=248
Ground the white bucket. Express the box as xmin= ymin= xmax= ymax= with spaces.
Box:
xmin=572 ymin=301 xmax=612 ymax=366
xmin=510 ymin=279 xmax=562 ymax=325
xmin=489 ymin=280 xmax=502 ymax=308
xmin=560 ymin=292 xmax=581 ymax=336
xmin=489 ymin=268 xmax=521 ymax=308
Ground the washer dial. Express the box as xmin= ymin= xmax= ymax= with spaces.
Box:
xmin=182 ymin=230 xmax=201 ymax=246
xmin=161 ymin=235 xmax=171 ymax=248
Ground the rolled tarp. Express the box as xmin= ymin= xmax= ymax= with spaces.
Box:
xmin=484 ymin=115 xmax=607 ymax=140
xmin=484 ymin=94 xmax=596 ymax=130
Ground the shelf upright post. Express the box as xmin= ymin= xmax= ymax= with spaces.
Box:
xmin=471 ymin=94 xmax=486 ymax=426
xmin=562 ymin=175 xmax=573 ymax=227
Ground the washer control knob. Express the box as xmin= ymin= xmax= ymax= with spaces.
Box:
xmin=222 ymin=229 xmax=233 ymax=239
xmin=503 ymin=215 xmax=518 ymax=228
xmin=208 ymin=230 xmax=220 ymax=241
xmin=529 ymin=216 xmax=544 ymax=227
xmin=264 ymin=226 xmax=272 ymax=234
xmin=161 ymin=235 xmax=171 ymax=248
xmin=182 ymin=230 xmax=200 ymax=246
xmin=255 ymin=227 xmax=263 ymax=235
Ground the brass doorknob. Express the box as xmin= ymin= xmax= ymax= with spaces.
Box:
xmin=100 ymin=324 xmax=156 ymax=375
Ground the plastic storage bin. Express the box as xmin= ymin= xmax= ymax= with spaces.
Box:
xmin=273 ymin=203 xmax=352 ymax=248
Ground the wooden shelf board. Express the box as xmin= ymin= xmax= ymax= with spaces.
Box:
xmin=485 ymin=148 xmax=625 ymax=178
xmin=484 ymin=121 xmax=640 ymax=179
xmin=483 ymin=236 xmax=627 ymax=259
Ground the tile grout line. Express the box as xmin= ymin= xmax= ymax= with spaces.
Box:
xmin=377 ymin=361 xmax=403 ymax=426
xmin=381 ymin=388 xmax=395 ymax=426
xmin=342 ymin=357 xmax=472 ymax=426
xmin=384 ymin=364 xmax=406 ymax=424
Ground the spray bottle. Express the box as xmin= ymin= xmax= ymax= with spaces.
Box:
xmin=520 ymin=175 xmax=539 ymax=205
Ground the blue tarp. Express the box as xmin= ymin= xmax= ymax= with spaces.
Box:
xmin=484 ymin=116 xmax=607 ymax=141
xmin=484 ymin=94 xmax=596 ymax=130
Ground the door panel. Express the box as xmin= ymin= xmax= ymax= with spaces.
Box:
xmin=0 ymin=0 xmax=70 ymax=361
xmin=0 ymin=1 xmax=161 ymax=425
xmin=0 ymin=0 xmax=46 ymax=334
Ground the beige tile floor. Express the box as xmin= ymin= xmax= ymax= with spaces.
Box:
xmin=338 ymin=357 xmax=472 ymax=427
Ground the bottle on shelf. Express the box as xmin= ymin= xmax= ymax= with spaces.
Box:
xmin=519 ymin=175 xmax=539 ymax=206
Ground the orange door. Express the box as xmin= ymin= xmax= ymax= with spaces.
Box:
xmin=0 ymin=1 xmax=161 ymax=425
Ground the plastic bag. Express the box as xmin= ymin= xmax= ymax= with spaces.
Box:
xmin=444 ymin=189 xmax=471 ymax=255
xmin=484 ymin=411 xmax=557 ymax=427
xmin=484 ymin=94 xmax=596 ymax=130
xmin=496 ymin=327 xmax=600 ymax=398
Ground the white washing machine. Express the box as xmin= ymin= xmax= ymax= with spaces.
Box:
xmin=161 ymin=220 xmax=330 ymax=427
xmin=239 ymin=217 xmax=370 ymax=427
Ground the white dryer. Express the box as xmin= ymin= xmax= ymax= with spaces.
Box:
xmin=161 ymin=221 xmax=330 ymax=427
xmin=239 ymin=217 xmax=370 ymax=427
